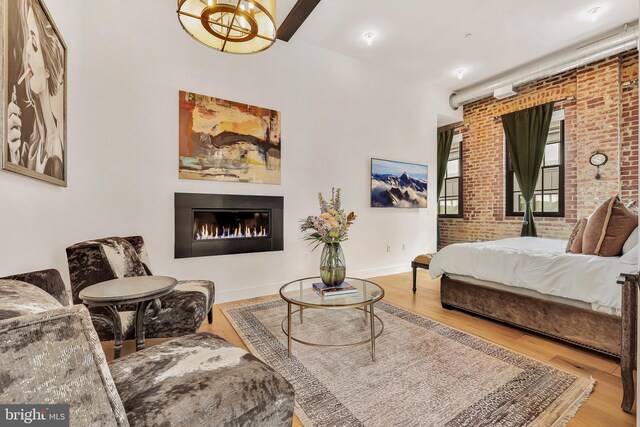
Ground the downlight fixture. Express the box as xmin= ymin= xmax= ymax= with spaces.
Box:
xmin=364 ymin=32 xmax=375 ymax=46
xmin=454 ymin=68 xmax=467 ymax=80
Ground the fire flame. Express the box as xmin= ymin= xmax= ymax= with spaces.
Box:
xmin=195 ymin=224 xmax=268 ymax=240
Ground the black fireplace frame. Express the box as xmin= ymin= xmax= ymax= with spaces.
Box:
xmin=175 ymin=193 xmax=284 ymax=258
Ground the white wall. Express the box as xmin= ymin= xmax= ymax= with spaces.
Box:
xmin=0 ymin=0 xmax=455 ymax=302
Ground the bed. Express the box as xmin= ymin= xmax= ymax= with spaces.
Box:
xmin=429 ymin=237 xmax=637 ymax=357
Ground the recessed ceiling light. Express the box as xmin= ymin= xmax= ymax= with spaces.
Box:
xmin=587 ymin=6 xmax=603 ymax=22
xmin=364 ymin=32 xmax=375 ymax=46
xmin=455 ymin=68 xmax=468 ymax=80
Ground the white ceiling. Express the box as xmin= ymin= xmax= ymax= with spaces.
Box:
xmin=276 ymin=0 xmax=638 ymax=91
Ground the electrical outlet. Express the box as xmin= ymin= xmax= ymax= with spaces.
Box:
xmin=386 ymin=245 xmax=391 ymax=253
xmin=402 ymin=244 xmax=406 ymax=251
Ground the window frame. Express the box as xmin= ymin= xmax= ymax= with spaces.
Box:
xmin=438 ymin=134 xmax=464 ymax=219
xmin=505 ymin=114 xmax=565 ymax=218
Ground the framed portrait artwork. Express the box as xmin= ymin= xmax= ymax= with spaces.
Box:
xmin=1 ymin=0 xmax=67 ymax=186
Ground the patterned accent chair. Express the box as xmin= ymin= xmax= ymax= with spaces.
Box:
xmin=0 ymin=272 xmax=295 ymax=426
xmin=2 ymin=268 xmax=70 ymax=306
xmin=66 ymin=236 xmax=214 ymax=341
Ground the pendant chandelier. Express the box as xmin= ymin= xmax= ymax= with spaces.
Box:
xmin=177 ymin=0 xmax=276 ymax=54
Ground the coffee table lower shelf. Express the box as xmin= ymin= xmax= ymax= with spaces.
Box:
xmin=282 ymin=305 xmax=384 ymax=361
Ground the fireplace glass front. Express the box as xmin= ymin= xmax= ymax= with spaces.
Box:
xmin=175 ymin=193 xmax=283 ymax=258
xmin=193 ymin=210 xmax=270 ymax=241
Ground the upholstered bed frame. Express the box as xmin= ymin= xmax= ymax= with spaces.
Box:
xmin=440 ymin=274 xmax=622 ymax=357
xmin=440 ymin=273 xmax=640 ymax=413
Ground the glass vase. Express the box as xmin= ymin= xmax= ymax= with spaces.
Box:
xmin=320 ymin=243 xmax=346 ymax=286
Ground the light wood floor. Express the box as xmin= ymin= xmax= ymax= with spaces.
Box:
xmin=103 ymin=270 xmax=635 ymax=427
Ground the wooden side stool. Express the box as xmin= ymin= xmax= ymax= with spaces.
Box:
xmin=412 ymin=254 xmax=434 ymax=294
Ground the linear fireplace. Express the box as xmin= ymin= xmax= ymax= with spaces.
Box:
xmin=175 ymin=193 xmax=284 ymax=258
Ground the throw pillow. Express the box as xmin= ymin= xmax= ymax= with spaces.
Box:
xmin=123 ymin=236 xmax=153 ymax=275
xmin=99 ymin=237 xmax=148 ymax=278
xmin=566 ymin=218 xmax=587 ymax=254
xmin=599 ymin=198 xmax=638 ymax=257
xmin=623 ymin=227 xmax=638 ymax=255
xmin=620 ymin=244 xmax=637 ymax=265
xmin=582 ymin=196 xmax=617 ymax=255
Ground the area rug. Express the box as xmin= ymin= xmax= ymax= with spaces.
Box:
xmin=222 ymin=298 xmax=595 ymax=427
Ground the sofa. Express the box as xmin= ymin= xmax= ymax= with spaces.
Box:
xmin=0 ymin=271 xmax=295 ymax=426
xmin=66 ymin=236 xmax=215 ymax=341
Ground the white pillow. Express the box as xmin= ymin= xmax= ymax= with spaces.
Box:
xmin=623 ymin=227 xmax=638 ymax=254
xmin=620 ymin=244 xmax=637 ymax=265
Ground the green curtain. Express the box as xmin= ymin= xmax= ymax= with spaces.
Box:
xmin=502 ymin=102 xmax=555 ymax=237
xmin=436 ymin=129 xmax=454 ymax=247
xmin=437 ymin=129 xmax=454 ymax=199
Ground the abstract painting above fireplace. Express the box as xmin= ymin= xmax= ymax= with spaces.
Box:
xmin=178 ymin=91 xmax=282 ymax=185
xmin=175 ymin=193 xmax=284 ymax=258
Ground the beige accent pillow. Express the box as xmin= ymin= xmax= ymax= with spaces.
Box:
xmin=582 ymin=196 xmax=616 ymax=255
xmin=599 ymin=198 xmax=638 ymax=257
xmin=566 ymin=218 xmax=587 ymax=254
xmin=623 ymin=227 xmax=638 ymax=254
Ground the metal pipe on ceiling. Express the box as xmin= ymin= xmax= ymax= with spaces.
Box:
xmin=449 ymin=23 xmax=639 ymax=110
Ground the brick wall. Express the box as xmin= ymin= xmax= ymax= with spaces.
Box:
xmin=621 ymin=50 xmax=639 ymax=204
xmin=439 ymin=51 xmax=638 ymax=247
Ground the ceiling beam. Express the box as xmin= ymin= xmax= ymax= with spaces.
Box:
xmin=277 ymin=0 xmax=321 ymax=42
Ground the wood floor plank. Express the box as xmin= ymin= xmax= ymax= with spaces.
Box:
xmin=102 ymin=270 xmax=635 ymax=426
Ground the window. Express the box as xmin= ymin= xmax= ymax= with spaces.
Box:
xmin=506 ymin=111 xmax=565 ymax=217
xmin=438 ymin=134 xmax=463 ymax=217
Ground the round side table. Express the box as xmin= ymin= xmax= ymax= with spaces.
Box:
xmin=79 ymin=276 xmax=177 ymax=358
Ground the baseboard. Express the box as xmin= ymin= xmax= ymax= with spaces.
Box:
xmin=215 ymin=264 xmax=410 ymax=303
xmin=216 ymin=280 xmax=284 ymax=304
xmin=349 ymin=264 xmax=409 ymax=280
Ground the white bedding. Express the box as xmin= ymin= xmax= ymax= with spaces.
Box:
xmin=429 ymin=237 xmax=637 ymax=314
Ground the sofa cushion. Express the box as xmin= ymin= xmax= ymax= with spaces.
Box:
xmin=599 ymin=197 xmax=638 ymax=257
xmin=566 ymin=218 xmax=587 ymax=254
xmin=0 ymin=305 xmax=129 ymax=426
xmin=0 ymin=280 xmax=62 ymax=320
xmin=144 ymin=287 xmax=209 ymax=338
xmin=582 ymin=196 xmax=616 ymax=255
xmin=90 ymin=308 xmax=136 ymax=341
xmin=91 ymin=281 xmax=214 ymax=341
xmin=175 ymin=279 xmax=215 ymax=309
xmin=109 ymin=333 xmax=294 ymax=427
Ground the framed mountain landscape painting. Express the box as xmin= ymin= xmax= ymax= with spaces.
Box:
xmin=371 ymin=158 xmax=428 ymax=208
xmin=178 ymin=90 xmax=281 ymax=184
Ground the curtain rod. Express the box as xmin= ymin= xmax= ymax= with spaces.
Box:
xmin=491 ymin=96 xmax=576 ymax=120
xmin=437 ymin=121 xmax=465 ymax=132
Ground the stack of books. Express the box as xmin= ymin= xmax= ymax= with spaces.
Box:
xmin=312 ymin=282 xmax=358 ymax=297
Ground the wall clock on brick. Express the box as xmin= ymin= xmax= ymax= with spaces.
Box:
xmin=589 ymin=152 xmax=608 ymax=180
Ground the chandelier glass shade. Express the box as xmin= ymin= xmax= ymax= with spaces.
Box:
xmin=177 ymin=0 xmax=276 ymax=54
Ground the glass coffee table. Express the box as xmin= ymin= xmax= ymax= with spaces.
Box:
xmin=279 ymin=277 xmax=384 ymax=361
